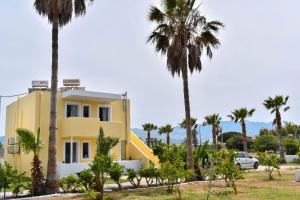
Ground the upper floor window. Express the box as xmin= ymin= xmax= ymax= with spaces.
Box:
xmin=66 ymin=104 xmax=80 ymax=118
xmin=83 ymin=105 xmax=90 ymax=118
xmin=98 ymin=106 xmax=111 ymax=121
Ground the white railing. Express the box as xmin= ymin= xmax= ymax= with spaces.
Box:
xmin=57 ymin=160 xmax=141 ymax=177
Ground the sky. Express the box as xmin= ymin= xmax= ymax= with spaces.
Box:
xmin=1 ymin=0 xmax=300 ymax=136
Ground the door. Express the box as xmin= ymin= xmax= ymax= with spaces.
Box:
xmin=64 ymin=142 xmax=79 ymax=163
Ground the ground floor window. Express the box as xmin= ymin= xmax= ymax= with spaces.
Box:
xmin=64 ymin=141 xmax=79 ymax=163
xmin=82 ymin=141 xmax=91 ymax=160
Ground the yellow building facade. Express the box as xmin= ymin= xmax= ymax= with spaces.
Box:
xmin=4 ymin=88 xmax=158 ymax=176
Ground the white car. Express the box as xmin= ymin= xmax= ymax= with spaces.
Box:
xmin=235 ymin=152 xmax=259 ymax=170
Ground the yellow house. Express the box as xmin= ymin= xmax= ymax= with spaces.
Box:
xmin=4 ymin=81 xmax=158 ymax=176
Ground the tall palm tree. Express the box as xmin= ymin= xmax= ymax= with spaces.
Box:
xmin=17 ymin=128 xmax=44 ymax=196
xmin=142 ymin=123 xmax=157 ymax=147
xmin=158 ymin=124 xmax=174 ymax=146
xmin=180 ymin=118 xmax=198 ymax=148
xmin=147 ymin=0 xmax=223 ymax=169
xmin=228 ymin=108 xmax=255 ymax=152
xmin=203 ymin=114 xmax=222 ymax=148
xmin=34 ymin=0 xmax=94 ymax=193
xmin=263 ymin=95 xmax=290 ymax=161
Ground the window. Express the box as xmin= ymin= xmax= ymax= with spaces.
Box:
xmin=82 ymin=142 xmax=90 ymax=159
xmin=83 ymin=105 xmax=90 ymax=118
xmin=66 ymin=104 xmax=80 ymax=117
xmin=99 ymin=106 xmax=111 ymax=121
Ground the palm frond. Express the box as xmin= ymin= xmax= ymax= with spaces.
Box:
xmin=149 ymin=6 xmax=165 ymax=23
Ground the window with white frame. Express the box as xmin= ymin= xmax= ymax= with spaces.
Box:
xmin=66 ymin=104 xmax=80 ymax=118
xmin=82 ymin=142 xmax=91 ymax=159
xmin=98 ymin=106 xmax=111 ymax=121
xmin=82 ymin=105 xmax=90 ymax=118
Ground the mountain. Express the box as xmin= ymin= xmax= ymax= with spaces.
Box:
xmin=132 ymin=121 xmax=272 ymax=144
xmin=0 ymin=136 xmax=4 ymax=144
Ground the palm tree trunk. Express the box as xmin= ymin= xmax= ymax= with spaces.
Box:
xmin=147 ymin=131 xmax=151 ymax=147
xmin=212 ymin=127 xmax=217 ymax=148
xmin=192 ymin=130 xmax=198 ymax=148
xmin=45 ymin=18 xmax=59 ymax=194
xmin=181 ymin=50 xmax=194 ymax=170
xmin=276 ymin=111 xmax=285 ymax=161
xmin=241 ymin=121 xmax=248 ymax=152
xmin=167 ymin=133 xmax=170 ymax=146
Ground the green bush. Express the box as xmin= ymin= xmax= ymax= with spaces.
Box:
xmin=126 ymin=168 xmax=142 ymax=188
xmin=78 ymin=169 xmax=94 ymax=190
xmin=284 ymin=138 xmax=299 ymax=155
xmin=58 ymin=174 xmax=81 ymax=193
xmin=108 ymin=163 xmax=124 ymax=190
xmin=225 ymin=134 xmax=253 ymax=151
xmin=140 ymin=166 xmax=156 ymax=187
xmin=292 ymin=157 xmax=300 ymax=164
xmin=253 ymin=133 xmax=279 ymax=152
xmin=258 ymin=152 xmax=281 ymax=180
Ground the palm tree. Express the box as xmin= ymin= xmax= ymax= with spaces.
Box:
xmin=203 ymin=114 xmax=222 ymax=148
xmin=142 ymin=123 xmax=157 ymax=147
xmin=228 ymin=108 xmax=255 ymax=152
xmin=158 ymin=124 xmax=174 ymax=146
xmin=17 ymin=128 xmax=44 ymax=196
xmin=180 ymin=118 xmax=198 ymax=148
xmin=147 ymin=0 xmax=223 ymax=169
xmin=34 ymin=0 xmax=94 ymax=193
xmin=263 ymin=95 xmax=290 ymax=161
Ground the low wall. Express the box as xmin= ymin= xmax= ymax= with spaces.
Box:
xmin=57 ymin=160 xmax=141 ymax=177
xmin=285 ymin=155 xmax=299 ymax=163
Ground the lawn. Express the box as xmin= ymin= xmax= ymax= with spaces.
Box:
xmin=40 ymin=171 xmax=300 ymax=200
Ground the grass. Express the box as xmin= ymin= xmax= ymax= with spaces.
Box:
xmin=40 ymin=171 xmax=300 ymax=200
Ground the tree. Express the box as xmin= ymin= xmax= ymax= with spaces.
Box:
xmin=284 ymin=138 xmax=299 ymax=155
xmin=263 ymin=95 xmax=290 ymax=161
xmin=17 ymin=128 xmax=44 ymax=196
xmin=90 ymin=127 xmax=119 ymax=200
xmin=253 ymin=133 xmax=280 ymax=152
xmin=148 ymin=0 xmax=224 ymax=170
xmin=217 ymin=132 xmax=241 ymax=143
xmin=142 ymin=123 xmax=157 ymax=147
xmin=158 ymin=124 xmax=174 ymax=146
xmin=34 ymin=0 xmax=95 ymax=193
xmin=225 ymin=134 xmax=253 ymax=151
xmin=228 ymin=108 xmax=255 ymax=152
xmin=258 ymin=152 xmax=281 ymax=180
xmin=180 ymin=118 xmax=198 ymax=148
xmin=203 ymin=114 xmax=222 ymax=148
xmin=283 ymin=121 xmax=300 ymax=138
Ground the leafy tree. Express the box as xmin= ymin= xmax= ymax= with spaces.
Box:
xmin=228 ymin=108 xmax=255 ymax=152
xmin=126 ymin=168 xmax=142 ymax=188
xmin=142 ymin=123 xmax=157 ymax=147
xmin=253 ymin=133 xmax=279 ymax=152
xmin=140 ymin=166 xmax=156 ymax=187
xmin=33 ymin=0 xmax=95 ymax=193
xmin=259 ymin=128 xmax=276 ymax=136
xmin=217 ymin=132 xmax=241 ymax=143
xmin=108 ymin=163 xmax=124 ymax=190
xmin=263 ymin=95 xmax=290 ymax=161
xmin=203 ymin=114 xmax=222 ymax=148
xmin=258 ymin=152 xmax=281 ymax=180
xmin=158 ymin=124 xmax=174 ymax=146
xmin=17 ymin=128 xmax=44 ymax=196
xmin=180 ymin=118 xmax=198 ymax=148
xmin=283 ymin=121 xmax=300 ymax=138
xmin=226 ymin=134 xmax=253 ymax=151
xmin=284 ymin=138 xmax=299 ymax=155
xmin=89 ymin=127 xmax=118 ymax=200
xmin=148 ymin=0 xmax=224 ymax=170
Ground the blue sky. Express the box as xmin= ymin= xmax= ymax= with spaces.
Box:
xmin=1 ymin=0 xmax=300 ymax=136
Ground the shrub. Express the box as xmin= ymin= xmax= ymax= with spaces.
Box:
xmin=108 ymin=163 xmax=124 ymax=190
xmin=126 ymin=168 xmax=142 ymax=188
xmin=58 ymin=174 xmax=81 ymax=193
xmin=258 ymin=152 xmax=281 ymax=180
xmin=83 ymin=188 xmax=100 ymax=200
xmin=78 ymin=169 xmax=94 ymax=190
xmin=284 ymin=138 xmax=299 ymax=155
xmin=140 ymin=166 xmax=156 ymax=187
xmin=225 ymin=134 xmax=253 ymax=151
xmin=253 ymin=133 xmax=279 ymax=152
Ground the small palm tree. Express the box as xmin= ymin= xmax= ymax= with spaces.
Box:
xmin=147 ymin=0 xmax=224 ymax=170
xmin=158 ymin=124 xmax=174 ymax=146
xmin=263 ymin=95 xmax=290 ymax=160
xmin=34 ymin=0 xmax=95 ymax=193
xmin=142 ymin=123 xmax=157 ymax=147
xmin=228 ymin=108 xmax=255 ymax=152
xmin=17 ymin=128 xmax=44 ymax=196
xmin=203 ymin=114 xmax=222 ymax=148
xmin=180 ymin=118 xmax=198 ymax=148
